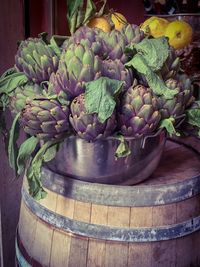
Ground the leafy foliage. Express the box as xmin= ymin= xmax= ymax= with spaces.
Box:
xmin=85 ymin=77 xmax=123 ymax=123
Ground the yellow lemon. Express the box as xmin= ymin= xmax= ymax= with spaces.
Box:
xmin=141 ymin=16 xmax=169 ymax=38
xmin=111 ymin=12 xmax=127 ymax=31
xmin=164 ymin=20 xmax=193 ymax=49
xmin=87 ymin=17 xmax=111 ymax=32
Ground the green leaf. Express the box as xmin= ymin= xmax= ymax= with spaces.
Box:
xmin=43 ymin=143 xmax=59 ymax=162
xmin=1 ymin=67 xmax=16 ymax=78
xmin=85 ymin=77 xmax=124 ymax=123
xmin=17 ymin=136 xmax=39 ymax=175
xmin=49 ymin=37 xmax=62 ymax=57
xmin=185 ymin=102 xmax=200 ymax=128
xmin=159 ymin=117 xmax=180 ymax=137
xmin=67 ymin=0 xmax=83 ymax=34
xmin=26 ymin=139 xmax=61 ymax=200
xmin=0 ymin=71 xmax=28 ymax=95
xmin=83 ymin=0 xmax=96 ymax=24
xmin=8 ymin=113 xmax=20 ymax=176
xmin=131 ymin=37 xmax=169 ymax=72
xmin=115 ymin=135 xmax=131 ymax=158
xmin=67 ymin=0 xmax=83 ymax=18
xmin=126 ymin=54 xmax=178 ymax=99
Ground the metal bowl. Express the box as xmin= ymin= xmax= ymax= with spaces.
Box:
xmin=46 ymin=130 xmax=166 ymax=185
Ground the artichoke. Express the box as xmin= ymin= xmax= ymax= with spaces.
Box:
xmin=100 ymin=30 xmax=128 ymax=63
xmin=15 ymin=38 xmax=59 ymax=84
xmin=159 ymin=47 xmax=180 ymax=81
xmin=121 ymin=24 xmax=145 ymax=45
xmin=69 ymin=94 xmax=117 ymax=141
xmin=62 ymin=26 xmax=108 ymax=58
xmin=9 ymin=83 xmax=43 ymax=114
xmin=118 ymin=84 xmax=161 ymax=137
xmin=102 ymin=59 xmax=134 ymax=91
xmin=48 ymin=43 xmax=102 ymax=101
xmin=20 ymin=98 xmax=70 ymax=140
xmin=157 ymin=75 xmax=194 ymax=119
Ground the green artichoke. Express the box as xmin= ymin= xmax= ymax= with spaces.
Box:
xmin=159 ymin=47 xmax=180 ymax=81
xmin=102 ymin=59 xmax=133 ymax=91
xmin=118 ymin=84 xmax=161 ymax=137
xmin=62 ymin=26 xmax=108 ymax=58
xmin=69 ymin=94 xmax=117 ymax=141
xmin=48 ymin=43 xmax=102 ymax=101
xmin=121 ymin=24 xmax=145 ymax=45
xmin=157 ymin=75 xmax=194 ymax=119
xmin=9 ymin=83 xmax=43 ymax=114
xmin=15 ymin=38 xmax=59 ymax=84
xmin=20 ymin=98 xmax=70 ymax=140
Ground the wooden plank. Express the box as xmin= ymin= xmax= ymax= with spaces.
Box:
xmin=31 ymin=219 xmax=54 ymax=266
xmin=176 ymin=195 xmax=200 ymax=223
xmin=31 ymin=193 xmax=57 ymax=266
xmin=50 ymin=194 xmax=75 ymax=267
xmin=87 ymin=204 xmax=108 ymax=267
xmin=50 ymin=231 xmax=70 ymax=267
xmin=68 ymin=200 xmax=91 ymax=267
xmin=38 ymin=188 xmax=58 ymax=211
xmin=151 ymin=203 xmax=176 ymax=266
xmin=128 ymin=207 xmax=153 ymax=267
xmin=105 ymin=206 xmax=130 ymax=267
xmin=55 ymin=194 xmax=75 ymax=218
xmin=176 ymin=235 xmax=193 ymax=267
xmin=18 ymin=202 xmax=37 ymax=257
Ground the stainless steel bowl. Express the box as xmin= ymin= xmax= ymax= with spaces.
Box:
xmin=46 ymin=130 xmax=166 ymax=185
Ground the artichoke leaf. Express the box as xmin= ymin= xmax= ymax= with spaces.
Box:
xmin=185 ymin=101 xmax=200 ymax=128
xmin=8 ymin=112 xmax=20 ymax=177
xmin=17 ymin=136 xmax=39 ymax=176
xmin=26 ymin=139 xmax=61 ymax=200
xmin=129 ymin=37 xmax=169 ymax=72
xmin=126 ymin=54 xmax=178 ymax=99
xmin=115 ymin=135 xmax=131 ymax=158
xmin=159 ymin=117 xmax=180 ymax=137
xmin=49 ymin=36 xmax=62 ymax=57
xmin=85 ymin=77 xmax=123 ymax=123
xmin=83 ymin=0 xmax=96 ymax=24
xmin=0 ymin=71 xmax=28 ymax=94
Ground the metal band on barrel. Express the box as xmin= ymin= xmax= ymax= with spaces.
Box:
xmin=41 ymin=167 xmax=200 ymax=207
xmin=22 ymin=187 xmax=200 ymax=242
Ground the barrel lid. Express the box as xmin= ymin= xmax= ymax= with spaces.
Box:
xmin=41 ymin=141 xmax=200 ymax=207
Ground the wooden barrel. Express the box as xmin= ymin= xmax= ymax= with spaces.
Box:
xmin=16 ymin=141 xmax=200 ymax=267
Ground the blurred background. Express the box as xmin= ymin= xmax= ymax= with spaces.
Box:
xmin=0 ymin=0 xmax=200 ymax=266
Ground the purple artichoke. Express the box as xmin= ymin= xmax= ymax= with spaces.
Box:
xmin=9 ymin=83 xmax=43 ymax=114
xmin=69 ymin=94 xmax=117 ymax=141
xmin=20 ymin=98 xmax=70 ymax=140
xmin=15 ymin=38 xmax=59 ymax=84
xmin=102 ymin=59 xmax=134 ymax=91
xmin=48 ymin=43 xmax=102 ymax=101
xmin=118 ymin=84 xmax=161 ymax=137
xmin=157 ymin=75 xmax=194 ymax=119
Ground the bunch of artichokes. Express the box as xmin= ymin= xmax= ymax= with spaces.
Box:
xmin=1 ymin=23 xmax=196 ymax=143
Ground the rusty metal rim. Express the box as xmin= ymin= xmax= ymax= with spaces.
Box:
xmin=22 ymin=187 xmax=200 ymax=242
xmin=41 ymin=167 xmax=200 ymax=207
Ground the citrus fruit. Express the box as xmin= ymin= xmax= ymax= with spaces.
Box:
xmin=111 ymin=12 xmax=127 ymax=31
xmin=164 ymin=20 xmax=193 ymax=49
xmin=141 ymin=16 xmax=169 ymax=38
xmin=87 ymin=17 xmax=111 ymax=32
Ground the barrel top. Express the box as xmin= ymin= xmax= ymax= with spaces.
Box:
xmin=41 ymin=141 xmax=200 ymax=206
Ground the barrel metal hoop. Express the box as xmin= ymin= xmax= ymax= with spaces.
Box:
xmin=22 ymin=188 xmax=200 ymax=242
xmin=15 ymin=238 xmax=31 ymax=267
xmin=41 ymin=167 xmax=200 ymax=207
